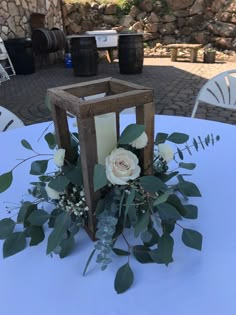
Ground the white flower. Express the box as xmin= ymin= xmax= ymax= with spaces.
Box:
xmin=158 ymin=143 xmax=174 ymax=163
xmin=130 ymin=132 xmax=148 ymax=149
xmin=45 ymin=184 xmax=60 ymax=200
xmin=105 ymin=148 xmax=141 ymax=185
xmin=53 ymin=148 xmax=65 ymax=167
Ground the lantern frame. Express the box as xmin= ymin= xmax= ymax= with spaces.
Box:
xmin=47 ymin=77 xmax=155 ymax=239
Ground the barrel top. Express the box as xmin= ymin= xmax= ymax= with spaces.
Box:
xmin=166 ymin=44 xmax=203 ymax=49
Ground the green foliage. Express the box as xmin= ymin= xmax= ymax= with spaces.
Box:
xmin=182 ymin=228 xmax=202 ymax=251
xmin=30 ymin=160 xmax=49 ymax=175
xmin=0 ymin=219 xmax=15 ymax=239
xmin=21 ymin=139 xmax=34 ymax=151
xmin=118 ymin=124 xmax=145 ymax=145
xmin=0 ymin=171 xmax=13 ymax=193
xmin=93 ymin=164 xmax=108 ymax=191
xmin=0 ymin=118 xmax=220 ymax=294
xmin=3 ymin=232 xmax=26 ymax=258
xmin=114 ymin=263 xmax=134 ymax=294
xmin=48 ymin=175 xmax=70 ymax=191
xmin=46 ymin=212 xmax=71 ymax=255
xmin=139 ymin=175 xmax=167 ymax=193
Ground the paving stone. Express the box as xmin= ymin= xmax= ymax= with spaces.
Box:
xmin=0 ymin=58 xmax=236 ymax=125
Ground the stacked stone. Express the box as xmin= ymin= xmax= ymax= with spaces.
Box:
xmin=0 ymin=0 xmax=63 ymax=40
xmin=62 ymin=0 xmax=236 ymax=51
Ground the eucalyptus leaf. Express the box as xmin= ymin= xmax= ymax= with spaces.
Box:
xmin=113 ymin=248 xmax=129 ymax=256
xmin=179 ymin=162 xmax=196 ymax=170
xmin=3 ymin=232 xmax=26 ymax=258
xmin=0 ymin=171 xmax=13 ymax=193
xmin=182 ymin=228 xmax=202 ymax=251
xmin=48 ymin=208 xmax=62 ymax=228
xmin=28 ymin=210 xmax=50 ymax=226
xmin=118 ymin=124 xmax=145 ymax=145
xmin=30 ymin=160 xmax=49 ymax=175
xmin=64 ymin=159 xmax=83 ymax=186
xmin=139 ymin=176 xmax=167 ymax=193
xmin=177 ymin=176 xmax=202 ymax=197
xmin=167 ymin=132 xmax=189 ymax=144
xmin=59 ymin=235 xmax=75 ymax=258
xmin=21 ymin=139 xmax=33 ymax=151
xmin=46 ymin=213 xmax=71 ymax=255
xmin=0 ymin=218 xmax=15 ymax=239
xmin=158 ymin=233 xmax=174 ymax=265
xmin=114 ymin=263 xmax=134 ymax=294
xmin=127 ymin=205 xmax=137 ymax=226
xmin=28 ymin=226 xmax=45 ymax=246
xmin=134 ymin=211 xmax=150 ymax=237
xmin=93 ymin=164 xmax=108 ymax=192
xmin=157 ymin=203 xmax=182 ymax=221
xmin=155 ymin=132 xmax=168 ymax=144
xmin=193 ymin=138 xmax=198 ymax=151
xmin=167 ymin=194 xmax=186 ymax=216
xmin=124 ymin=188 xmax=135 ymax=219
xmin=142 ymin=228 xmax=160 ymax=247
xmin=183 ymin=204 xmax=198 ymax=219
xmin=44 ymin=132 xmax=56 ymax=149
xmin=177 ymin=147 xmax=184 ymax=160
xmin=48 ymin=175 xmax=70 ymax=192
xmin=133 ymin=245 xmax=153 ymax=264
xmin=153 ymin=192 xmax=170 ymax=206
xmin=17 ymin=202 xmax=37 ymax=226
xmin=83 ymin=249 xmax=96 ymax=276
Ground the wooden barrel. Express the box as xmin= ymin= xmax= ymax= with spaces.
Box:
xmin=118 ymin=34 xmax=144 ymax=74
xmin=70 ymin=36 xmax=98 ymax=76
xmin=32 ymin=28 xmax=66 ymax=53
xmin=50 ymin=28 xmax=67 ymax=52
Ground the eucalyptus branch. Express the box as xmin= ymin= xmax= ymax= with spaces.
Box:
xmin=11 ymin=153 xmax=53 ymax=172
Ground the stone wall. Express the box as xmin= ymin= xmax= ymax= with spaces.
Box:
xmin=1 ymin=0 xmax=236 ymax=50
xmin=62 ymin=0 xmax=236 ymax=50
xmin=0 ymin=0 xmax=63 ymax=40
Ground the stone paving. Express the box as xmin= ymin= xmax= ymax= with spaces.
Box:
xmin=1 ymin=57 xmax=236 ymax=125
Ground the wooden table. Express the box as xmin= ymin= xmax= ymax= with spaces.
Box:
xmin=166 ymin=44 xmax=203 ymax=63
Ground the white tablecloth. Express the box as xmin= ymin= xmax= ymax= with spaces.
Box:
xmin=0 ymin=115 xmax=235 ymax=315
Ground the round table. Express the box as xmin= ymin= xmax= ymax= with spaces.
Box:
xmin=0 ymin=115 xmax=235 ymax=315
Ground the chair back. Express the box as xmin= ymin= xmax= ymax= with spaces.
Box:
xmin=191 ymin=69 xmax=236 ymax=117
xmin=0 ymin=106 xmax=24 ymax=132
xmin=0 ymin=64 xmax=10 ymax=83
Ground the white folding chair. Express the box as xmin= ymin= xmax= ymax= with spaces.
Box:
xmin=0 ymin=63 xmax=10 ymax=84
xmin=191 ymin=69 xmax=236 ymax=117
xmin=0 ymin=37 xmax=15 ymax=76
xmin=0 ymin=106 xmax=24 ymax=132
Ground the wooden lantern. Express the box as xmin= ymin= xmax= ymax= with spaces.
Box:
xmin=47 ymin=77 xmax=155 ymax=239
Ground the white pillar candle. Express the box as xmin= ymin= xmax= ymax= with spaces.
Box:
xmin=94 ymin=112 xmax=117 ymax=165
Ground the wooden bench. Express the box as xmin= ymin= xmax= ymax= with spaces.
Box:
xmin=166 ymin=44 xmax=203 ymax=63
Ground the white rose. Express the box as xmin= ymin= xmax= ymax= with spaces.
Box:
xmin=54 ymin=148 xmax=65 ymax=167
xmin=105 ymin=148 xmax=141 ymax=185
xmin=45 ymin=184 xmax=60 ymax=200
xmin=130 ymin=132 xmax=148 ymax=149
xmin=158 ymin=143 xmax=174 ymax=163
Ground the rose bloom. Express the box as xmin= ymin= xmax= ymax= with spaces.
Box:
xmin=158 ymin=143 xmax=174 ymax=163
xmin=130 ymin=132 xmax=148 ymax=149
xmin=54 ymin=148 xmax=65 ymax=167
xmin=45 ymin=184 xmax=60 ymax=200
xmin=105 ymin=148 xmax=141 ymax=185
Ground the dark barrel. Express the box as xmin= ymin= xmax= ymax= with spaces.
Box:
xmin=118 ymin=34 xmax=144 ymax=74
xmin=32 ymin=28 xmax=67 ymax=53
xmin=5 ymin=38 xmax=35 ymax=75
xmin=70 ymin=36 xmax=98 ymax=76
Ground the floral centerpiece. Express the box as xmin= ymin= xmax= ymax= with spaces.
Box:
xmin=0 ymin=120 xmax=219 ymax=294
